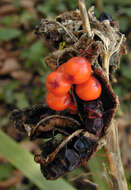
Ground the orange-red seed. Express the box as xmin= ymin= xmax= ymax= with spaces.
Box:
xmin=75 ymin=76 xmax=102 ymax=101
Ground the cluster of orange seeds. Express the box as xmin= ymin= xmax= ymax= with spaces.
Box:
xmin=46 ymin=56 xmax=102 ymax=111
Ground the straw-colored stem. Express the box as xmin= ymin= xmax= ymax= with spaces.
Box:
xmin=104 ymin=121 xmax=128 ymax=190
xmin=78 ymin=1 xmax=128 ymax=189
xmin=102 ymin=52 xmax=110 ymax=80
xmin=78 ymin=0 xmax=92 ymax=37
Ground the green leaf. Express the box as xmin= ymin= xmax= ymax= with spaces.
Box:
xmin=29 ymin=41 xmax=44 ymax=60
xmin=88 ymin=150 xmax=110 ymax=190
xmin=0 ymin=28 xmax=22 ymax=41
xmin=114 ymin=85 xmax=126 ymax=98
xmin=20 ymin=11 xmax=36 ymax=23
xmin=9 ymin=187 xmax=17 ymax=190
xmin=120 ymin=65 xmax=131 ymax=80
xmin=37 ymin=4 xmax=56 ymax=17
xmin=14 ymin=92 xmax=29 ymax=109
xmin=119 ymin=18 xmax=129 ymax=32
xmin=0 ymin=163 xmax=14 ymax=180
xmin=3 ymin=81 xmax=20 ymax=104
xmin=0 ymin=117 xmax=9 ymax=128
xmin=1 ymin=15 xmax=19 ymax=27
xmin=119 ymin=8 xmax=131 ymax=16
xmin=0 ymin=130 xmax=76 ymax=190
xmin=102 ymin=0 xmax=131 ymax=5
xmin=21 ymin=41 xmax=48 ymax=72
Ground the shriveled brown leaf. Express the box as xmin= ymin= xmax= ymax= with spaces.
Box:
xmin=0 ymin=58 xmax=20 ymax=75
xmin=0 ymin=49 xmax=19 ymax=61
xmin=0 ymin=4 xmax=19 ymax=15
xmin=11 ymin=70 xmax=32 ymax=84
xmin=20 ymin=0 xmax=34 ymax=8
xmin=0 ymin=49 xmax=7 ymax=61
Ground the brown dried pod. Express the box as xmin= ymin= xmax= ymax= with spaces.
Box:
xmin=45 ymin=48 xmax=78 ymax=70
xmin=36 ymin=7 xmax=126 ymax=75
xmin=35 ymin=17 xmax=79 ymax=50
xmin=74 ymin=67 xmax=117 ymax=137
xmin=94 ymin=68 xmax=117 ymax=132
xmin=56 ymin=10 xmax=81 ymax=23
xmin=10 ymin=7 xmax=122 ymax=181
xmin=77 ymin=40 xmax=103 ymax=64
xmin=45 ymin=36 xmax=103 ymax=70
xmin=30 ymin=115 xmax=81 ymax=140
xmin=33 ymin=68 xmax=117 ymax=180
xmin=10 ymin=67 xmax=117 ymax=180
xmin=10 ymin=104 xmax=81 ymax=137
xmin=35 ymin=130 xmax=98 ymax=180
xmin=10 ymin=104 xmax=55 ymax=134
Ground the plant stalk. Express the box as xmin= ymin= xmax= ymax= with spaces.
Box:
xmin=102 ymin=52 xmax=110 ymax=79
xmin=78 ymin=1 xmax=128 ymax=189
xmin=78 ymin=0 xmax=92 ymax=37
xmin=102 ymin=50 xmax=128 ymax=190
xmin=104 ymin=121 xmax=128 ymax=190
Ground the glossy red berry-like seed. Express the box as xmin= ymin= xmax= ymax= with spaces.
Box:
xmin=46 ymin=92 xmax=71 ymax=111
xmin=57 ymin=64 xmax=65 ymax=73
xmin=63 ymin=56 xmax=92 ymax=84
xmin=75 ymin=76 xmax=102 ymax=101
xmin=46 ymin=71 xmax=71 ymax=96
xmin=68 ymin=102 xmax=77 ymax=114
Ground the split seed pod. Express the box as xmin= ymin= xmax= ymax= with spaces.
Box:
xmin=32 ymin=68 xmax=117 ymax=180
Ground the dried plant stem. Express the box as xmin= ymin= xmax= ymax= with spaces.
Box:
xmin=104 ymin=121 xmax=128 ymax=190
xmin=78 ymin=0 xmax=92 ymax=37
xmin=103 ymin=146 xmax=116 ymax=175
xmin=102 ymin=47 xmax=128 ymax=190
xmin=78 ymin=1 xmax=128 ymax=190
xmin=102 ymin=52 xmax=110 ymax=79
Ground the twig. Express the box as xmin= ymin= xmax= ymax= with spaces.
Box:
xmin=78 ymin=0 xmax=92 ymax=37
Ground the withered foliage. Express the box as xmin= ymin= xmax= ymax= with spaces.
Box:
xmin=10 ymin=7 xmax=126 ymax=180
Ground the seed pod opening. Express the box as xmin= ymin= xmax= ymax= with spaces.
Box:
xmin=74 ymin=68 xmax=117 ymax=137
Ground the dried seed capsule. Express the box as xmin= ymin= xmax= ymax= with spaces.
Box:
xmin=30 ymin=115 xmax=81 ymax=140
xmin=35 ymin=130 xmax=98 ymax=180
xmin=85 ymin=118 xmax=104 ymax=137
xmin=74 ymin=68 xmax=117 ymax=137
xmin=10 ymin=104 xmax=55 ymax=133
